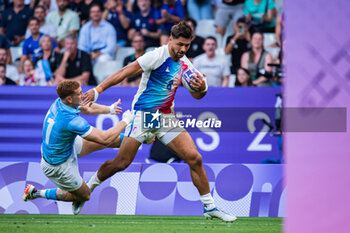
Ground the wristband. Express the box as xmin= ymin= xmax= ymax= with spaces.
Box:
xmin=109 ymin=104 xmax=115 ymax=114
xmin=92 ymin=88 xmax=99 ymax=103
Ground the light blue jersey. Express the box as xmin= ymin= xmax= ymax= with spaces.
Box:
xmin=41 ymin=98 xmax=92 ymax=165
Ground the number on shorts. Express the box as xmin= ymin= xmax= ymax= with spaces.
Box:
xmin=45 ymin=118 xmax=55 ymax=144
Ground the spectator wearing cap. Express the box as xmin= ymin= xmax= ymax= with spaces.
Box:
xmin=225 ymin=16 xmax=251 ymax=75
xmin=78 ymin=4 xmax=116 ymax=64
xmin=0 ymin=0 xmax=33 ymax=46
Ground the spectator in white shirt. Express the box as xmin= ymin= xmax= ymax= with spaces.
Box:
xmin=193 ymin=36 xmax=230 ymax=87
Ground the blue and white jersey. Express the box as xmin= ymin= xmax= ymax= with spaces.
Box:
xmin=41 ymin=98 xmax=92 ymax=165
xmin=133 ymin=45 xmax=194 ymax=113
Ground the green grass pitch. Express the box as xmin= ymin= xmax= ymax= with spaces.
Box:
xmin=0 ymin=215 xmax=283 ymax=233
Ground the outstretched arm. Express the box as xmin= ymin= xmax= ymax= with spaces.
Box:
xmin=82 ymin=61 xmax=143 ymax=105
xmin=79 ymin=99 xmax=122 ymax=115
xmin=82 ymin=110 xmax=134 ymax=147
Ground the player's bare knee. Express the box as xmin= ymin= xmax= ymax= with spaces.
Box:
xmin=186 ymin=152 xmax=203 ymax=168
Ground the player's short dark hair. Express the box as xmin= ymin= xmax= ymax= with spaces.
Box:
xmin=56 ymin=80 xmax=80 ymax=99
xmin=204 ymin=36 xmax=217 ymax=44
xmin=170 ymin=21 xmax=193 ymax=40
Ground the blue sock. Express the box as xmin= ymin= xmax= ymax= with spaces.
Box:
xmin=45 ymin=188 xmax=58 ymax=200
xmin=119 ymin=133 xmax=124 ymax=144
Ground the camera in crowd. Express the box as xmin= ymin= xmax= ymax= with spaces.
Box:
xmin=257 ymin=63 xmax=284 ymax=80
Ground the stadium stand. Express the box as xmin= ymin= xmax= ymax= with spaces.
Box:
xmin=115 ymin=46 xmax=135 ymax=61
xmin=93 ymin=60 xmax=123 ymax=84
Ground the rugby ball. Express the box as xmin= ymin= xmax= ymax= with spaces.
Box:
xmin=182 ymin=68 xmax=201 ymax=92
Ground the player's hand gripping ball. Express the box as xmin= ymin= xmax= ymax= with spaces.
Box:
xmin=182 ymin=68 xmax=202 ymax=92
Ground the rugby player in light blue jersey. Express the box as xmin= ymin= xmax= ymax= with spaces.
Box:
xmin=22 ymin=80 xmax=135 ymax=211
xmin=80 ymin=21 xmax=236 ymax=222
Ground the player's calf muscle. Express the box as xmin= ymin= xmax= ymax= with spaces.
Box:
xmin=55 ymin=189 xmax=71 ymax=201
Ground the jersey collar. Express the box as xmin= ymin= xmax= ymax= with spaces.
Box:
xmin=57 ymin=98 xmax=80 ymax=114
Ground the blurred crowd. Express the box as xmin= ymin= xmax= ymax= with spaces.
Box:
xmin=0 ymin=0 xmax=284 ymax=87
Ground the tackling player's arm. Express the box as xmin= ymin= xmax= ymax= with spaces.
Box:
xmin=190 ymin=72 xmax=208 ymax=100
xmin=79 ymin=99 xmax=122 ymax=115
xmin=84 ymin=124 xmax=126 ymax=147
xmin=82 ymin=110 xmax=134 ymax=146
xmin=82 ymin=61 xmax=143 ymax=105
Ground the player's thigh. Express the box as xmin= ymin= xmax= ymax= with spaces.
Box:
xmin=165 ymin=130 xmax=200 ymax=162
xmin=70 ymin=181 xmax=91 ymax=200
xmin=41 ymin=157 xmax=83 ymax=192
xmin=79 ymin=139 xmax=106 ymax=158
xmin=113 ymin=136 xmax=141 ymax=165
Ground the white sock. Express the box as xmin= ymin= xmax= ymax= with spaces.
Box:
xmin=32 ymin=189 xmax=46 ymax=198
xmin=200 ymin=193 xmax=216 ymax=210
xmin=87 ymin=172 xmax=102 ymax=192
xmin=40 ymin=190 xmax=46 ymax=198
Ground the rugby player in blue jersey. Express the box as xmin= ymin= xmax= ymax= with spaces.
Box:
xmin=22 ymin=80 xmax=135 ymax=210
xmin=81 ymin=21 xmax=236 ymax=222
